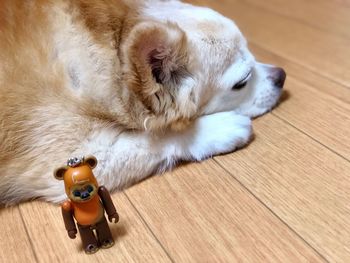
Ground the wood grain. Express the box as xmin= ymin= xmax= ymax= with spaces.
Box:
xmin=250 ymin=45 xmax=350 ymax=160
xmin=0 ymin=206 xmax=37 ymax=263
xmin=126 ymin=161 xmax=325 ymax=262
xmin=18 ymin=193 xmax=171 ymax=263
xmin=2 ymin=0 xmax=350 ymax=262
xmin=250 ymin=44 xmax=350 ymax=105
xmin=215 ymin=115 xmax=350 ymax=262
xmin=241 ymin=0 xmax=350 ymax=39
xmin=273 ymin=76 xmax=350 ymax=160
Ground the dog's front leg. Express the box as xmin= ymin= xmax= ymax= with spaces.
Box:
xmin=78 ymin=112 xmax=251 ymax=194
xmin=160 ymin=111 xmax=253 ymax=162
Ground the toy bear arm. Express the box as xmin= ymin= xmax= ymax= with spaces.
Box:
xmin=98 ymin=186 xmax=118 ymax=219
xmin=61 ymin=200 xmax=77 ymax=234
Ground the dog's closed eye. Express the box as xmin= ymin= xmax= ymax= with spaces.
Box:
xmin=232 ymin=72 xmax=252 ymax=90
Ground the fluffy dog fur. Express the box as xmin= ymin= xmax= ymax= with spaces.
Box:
xmin=0 ymin=0 xmax=285 ymax=205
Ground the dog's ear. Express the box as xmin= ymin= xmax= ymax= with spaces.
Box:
xmin=54 ymin=166 xmax=68 ymax=180
xmin=123 ymin=22 xmax=196 ymax=131
xmin=126 ymin=21 xmax=189 ymax=86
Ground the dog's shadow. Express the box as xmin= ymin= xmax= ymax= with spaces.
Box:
xmin=279 ymin=90 xmax=291 ymax=104
xmin=111 ymin=221 xmax=128 ymax=238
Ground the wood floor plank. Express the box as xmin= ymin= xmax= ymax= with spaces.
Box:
xmin=240 ymin=0 xmax=350 ymax=39
xmin=215 ymin=115 xmax=350 ymax=262
xmin=2 ymin=1 xmax=349 ymax=262
xmin=250 ymin=44 xmax=350 ymax=105
xmin=18 ymin=193 xmax=171 ymax=263
xmin=0 ymin=206 xmax=37 ymax=263
xmin=125 ymin=160 xmax=325 ymax=262
xmin=250 ymin=44 xmax=350 ymax=160
xmin=273 ymin=77 xmax=350 ymax=160
xmin=186 ymin=0 xmax=350 ymax=87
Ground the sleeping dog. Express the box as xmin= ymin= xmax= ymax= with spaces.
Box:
xmin=0 ymin=0 xmax=286 ymax=205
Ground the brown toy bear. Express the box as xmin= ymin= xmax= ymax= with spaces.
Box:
xmin=54 ymin=156 xmax=119 ymax=254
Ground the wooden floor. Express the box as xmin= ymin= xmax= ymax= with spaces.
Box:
xmin=1 ymin=0 xmax=350 ymax=262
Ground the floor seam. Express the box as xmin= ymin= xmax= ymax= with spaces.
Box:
xmin=247 ymin=41 xmax=350 ymax=90
xmin=284 ymin=75 xmax=350 ymax=107
xmin=122 ymin=192 xmax=175 ymax=263
xmin=212 ymin=158 xmax=330 ymax=263
xmin=18 ymin=206 xmax=40 ymax=263
xmin=271 ymin=113 xmax=350 ymax=163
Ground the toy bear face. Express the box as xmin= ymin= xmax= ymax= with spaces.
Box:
xmin=54 ymin=156 xmax=99 ymax=202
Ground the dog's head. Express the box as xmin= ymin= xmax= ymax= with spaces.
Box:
xmin=122 ymin=1 xmax=286 ymax=131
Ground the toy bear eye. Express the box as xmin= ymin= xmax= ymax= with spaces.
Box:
xmin=73 ymin=190 xmax=81 ymax=197
xmin=87 ymin=185 xmax=93 ymax=193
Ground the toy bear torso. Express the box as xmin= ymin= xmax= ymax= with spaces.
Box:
xmin=71 ymin=195 xmax=104 ymax=226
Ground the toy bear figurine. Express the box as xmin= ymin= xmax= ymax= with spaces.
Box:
xmin=54 ymin=156 xmax=119 ymax=254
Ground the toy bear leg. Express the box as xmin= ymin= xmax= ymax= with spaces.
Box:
xmin=77 ymin=224 xmax=99 ymax=254
xmin=95 ymin=216 xmax=114 ymax=249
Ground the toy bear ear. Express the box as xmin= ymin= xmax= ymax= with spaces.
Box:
xmin=85 ymin=155 xmax=98 ymax=169
xmin=54 ymin=166 xmax=68 ymax=180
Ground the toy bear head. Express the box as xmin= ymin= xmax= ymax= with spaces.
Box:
xmin=54 ymin=156 xmax=99 ymax=202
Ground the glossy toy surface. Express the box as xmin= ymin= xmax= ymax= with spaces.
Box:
xmin=54 ymin=156 xmax=119 ymax=254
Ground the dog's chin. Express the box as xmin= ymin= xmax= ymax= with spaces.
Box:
xmin=233 ymin=88 xmax=283 ymax=118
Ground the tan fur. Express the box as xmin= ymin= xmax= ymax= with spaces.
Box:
xmin=0 ymin=0 xmax=147 ymax=202
xmin=0 ymin=0 xmax=198 ymax=203
xmin=0 ymin=0 xmax=285 ymax=205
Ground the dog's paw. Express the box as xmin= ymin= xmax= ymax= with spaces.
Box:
xmin=187 ymin=112 xmax=252 ymax=160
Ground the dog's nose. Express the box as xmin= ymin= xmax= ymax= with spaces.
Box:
xmin=269 ymin=67 xmax=286 ymax=89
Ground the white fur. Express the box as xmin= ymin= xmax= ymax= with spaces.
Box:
xmin=44 ymin=2 xmax=283 ymax=203
xmin=47 ymin=112 xmax=252 ymax=203
xmin=144 ymin=1 xmax=283 ymax=117
xmin=0 ymin=0 xmax=284 ymax=204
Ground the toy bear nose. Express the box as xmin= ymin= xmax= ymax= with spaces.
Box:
xmin=81 ymin=192 xmax=90 ymax=199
